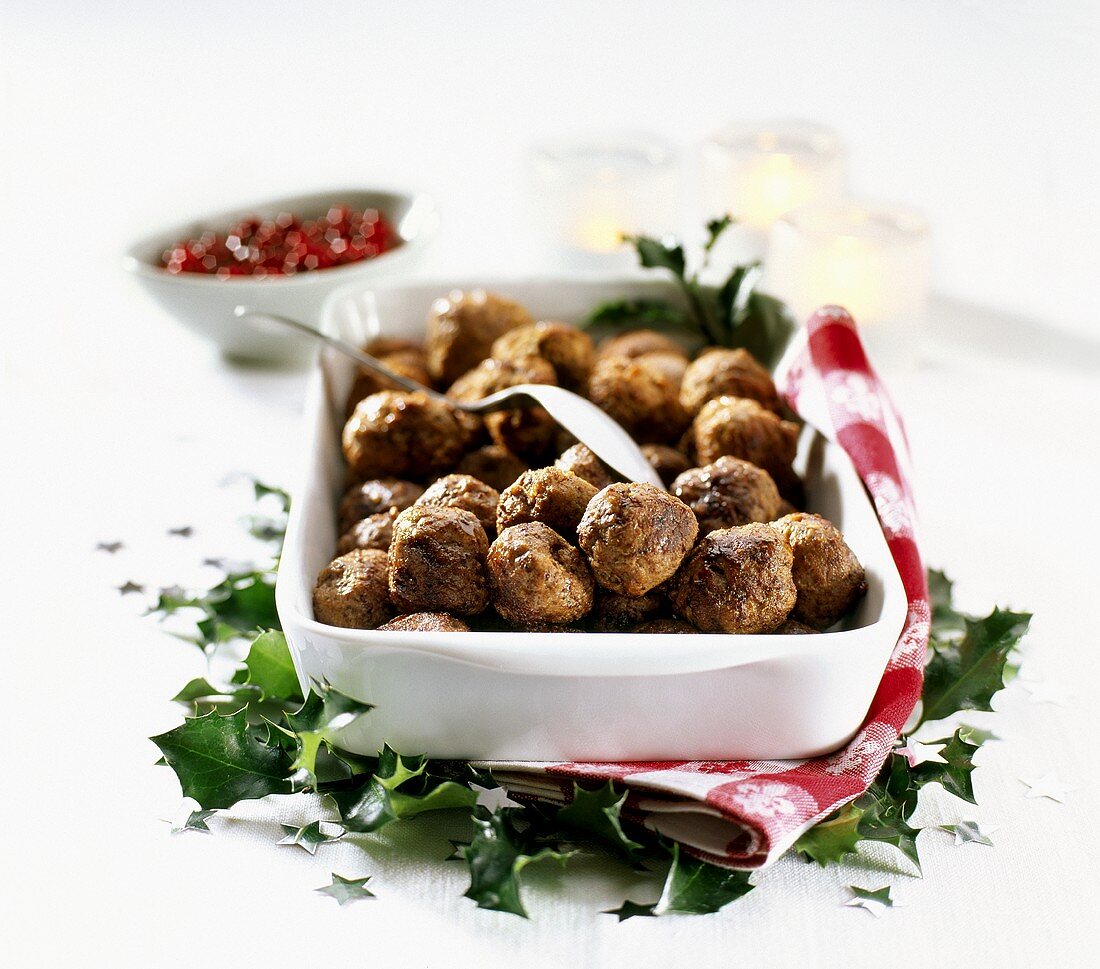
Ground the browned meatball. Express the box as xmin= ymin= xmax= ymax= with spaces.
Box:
xmin=774 ymin=618 xmax=819 ymax=634
xmin=388 ymin=506 xmax=489 ymax=616
xmin=415 ymin=473 xmax=500 ymax=535
xmin=641 ymin=444 xmax=692 ymax=488
xmin=363 ymin=336 xmax=424 ymax=358
xmin=343 ymin=391 xmax=467 ymax=480
xmin=555 ymin=443 xmax=615 ymax=491
xmin=770 ymin=513 xmax=867 ymax=629
xmin=456 ymin=445 xmax=530 ymax=493
xmin=680 ymin=348 xmax=782 ymax=415
xmin=487 ymin=522 xmax=595 ymax=626
xmin=586 ymin=355 xmax=689 ymax=445
xmin=338 ymin=478 xmax=424 ymax=533
xmin=588 ymin=589 xmax=665 ymax=632
xmin=490 ymin=320 xmax=595 ymax=391
xmin=577 ymin=483 xmax=698 ymax=596
xmin=344 ymin=351 xmax=432 ymax=419
xmin=638 ymin=350 xmax=690 ymax=387
xmin=337 ymin=507 xmax=399 ymax=555
xmin=596 ymin=328 xmax=685 ymax=361
xmin=633 ymin=617 xmax=698 ymax=634
xmin=671 ymin=457 xmax=781 ymax=533
xmin=448 ymin=356 xmax=559 ymax=458
xmin=312 ymin=548 xmax=393 ymax=629
xmin=426 ymin=290 xmax=533 ymax=386
xmin=667 ymin=523 xmax=796 ymax=633
xmin=497 ymin=467 xmax=598 ymax=538
xmin=377 ymin=612 xmax=470 ymax=632
xmin=691 ymin=396 xmax=800 ymax=486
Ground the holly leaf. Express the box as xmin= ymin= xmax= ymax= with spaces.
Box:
xmin=238 ymin=630 xmax=302 ymax=703
xmin=461 ymin=806 xmax=573 ymax=918
xmin=928 ymin=568 xmax=966 ymax=637
xmin=556 ymin=782 xmax=645 ymax=860
xmin=171 ymin=677 xmax=260 ymax=710
xmin=704 ymin=214 xmax=734 ymax=254
xmin=315 ymin=873 xmax=375 ymax=906
xmin=920 ymin=608 xmax=1032 ymax=725
xmin=151 ymin=708 xmax=294 ymax=809
xmin=794 ymin=802 xmax=864 ymax=866
xmin=284 ymin=683 xmax=374 ymax=787
xmin=625 ymin=233 xmax=686 ymax=277
xmin=653 ymin=843 xmax=753 ymax=915
xmin=911 ymin=730 xmax=979 ymax=805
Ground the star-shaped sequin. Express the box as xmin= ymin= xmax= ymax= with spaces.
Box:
xmin=315 ymin=873 xmax=375 ymax=906
xmin=170 ymin=809 xmax=217 ymax=834
xmin=894 ymin=738 xmax=947 ymax=768
xmin=1021 ymin=773 xmax=1075 ymax=803
xmin=846 ymin=885 xmax=897 ymax=917
xmin=277 ymin=821 xmax=344 ymax=854
xmin=117 ymin=580 xmax=144 ymax=596
xmin=167 ymin=526 xmax=194 ymax=538
xmin=940 ymin=821 xmax=998 ymax=846
xmin=96 ymin=541 xmax=124 ymax=553
xmin=470 ymin=783 xmax=522 ymax=812
xmin=602 ymin=899 xmax=657 ymax=921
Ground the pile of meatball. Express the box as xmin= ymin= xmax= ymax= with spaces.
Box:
xmin=313 ymin=289 xmax=867 ymax=636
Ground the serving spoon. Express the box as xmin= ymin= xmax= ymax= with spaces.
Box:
xmin=234 ymin=306 xmax=664 ymax=487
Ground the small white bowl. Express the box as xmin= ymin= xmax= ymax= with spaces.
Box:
xmin=123 ymin=188 xmax=437 ymax=364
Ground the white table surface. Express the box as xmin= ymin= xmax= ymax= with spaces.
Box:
xmin=3 ymin=3 xmax=1098 ymax=967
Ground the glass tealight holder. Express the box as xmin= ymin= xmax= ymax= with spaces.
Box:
xmin=765 ymin=201 xmax=931 ymax=372
xmin=527 ymin=132 xmax=683 ymax=272
xmin=700 ymin=120 xmax=845 ymax=266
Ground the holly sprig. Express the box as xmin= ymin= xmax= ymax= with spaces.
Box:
xmin=148 ymin=487 xmax=1029 ymax=918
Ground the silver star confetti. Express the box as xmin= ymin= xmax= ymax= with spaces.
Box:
xmin=845 ymin=885 xmax=898 ymax=918
xmin=894 ymin=738 xmax=947 ymax=767
xmin=470 ymin=783 xmax=522 ymax=812
xmin=117 ymin=581 xmax=144 ymax=596
xmin=169 ymin=809 xmax=218 ymax=834
xmin=167 ymin=526 xmax=194 ymax=537
xmin=277 ymin=821 xmax=345 ymax=854
xmin=1021 ymin=773 xmax=1075 ymax=803
xmin=941 ymin=821 xmax=998 ymax=846
xmin=315 ymin=873 xmax=375 ymax=906
xmin=96 ymin=541 xmax=124 ymax=553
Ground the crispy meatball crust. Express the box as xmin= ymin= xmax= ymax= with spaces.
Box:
xmin=490 ymin=320 xmax=595 ymax=390
xmin=448 ymin=356 xmax=559 ymax=458
xmin=770 ymin=513 xmax=867 ymax=629
xmin=596 ymin=328 xmax=686 ymax=361
xmin=337 ymin=507 xmax=399 ymax=555
xmin=487 ymin=522 xmax=595 ymax=626
xmin=588 ymin=589 xmax=665 ymax=632
xmin=577 ymin=483 xmax=699 ymax=597
xmin=633 ymin=617 xmax=698 ymax=634
xmin=639 ymin=350 xmax=689 ymax=386
xmin=343 ymin=391 xmax=467 ymax=480
xmin=680 ymin=348 xmax=782 ymax=415
xmin=497 ymin=467 xmax=598 ymax=538
xmin=555 ymin=443 xmax=615 ymax=491
xmin=312 ymin=548 xmax=393 ymax=629
xmin=641 ymin=444 xmax=692 ymax=488
xmin=388 ymin=506 xmax=489 ymax=616
xmin=668 ymin=523 xmax=796 ymax=633
xmin=338 ymin=478 xmax=424 ymax=533
xmin=344 ymin=351 xmax=432 ymax=419
xmin=774 ymin=618 xmax=819 ymax=635
xmin=456 ymin=445 xmax=530 ymax=493
xmin=691 ymin=395 xmax=800 ymax=484
xmin=671 ymin=456 xmax=782 ymax=533
xmin=426 ymin=289 xmax=533 ymax=386
xmin=415 ymin=473 xmax=500 ymax=535
xmin=363 ymin=336 xmax=424 ymax=358
xmin=377 ymin=612 xmax=470 ymax=632
xmin=586 ymin=356 xmax=689 ymax=445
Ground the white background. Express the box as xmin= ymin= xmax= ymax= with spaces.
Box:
xmin=2 ymin=2 xmax=1098 ymax=967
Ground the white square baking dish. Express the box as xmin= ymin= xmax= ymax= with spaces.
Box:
xmin=276 ymin=277 xmax=908 ymax=762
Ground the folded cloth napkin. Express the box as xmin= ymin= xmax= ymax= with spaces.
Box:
xmin=484 ymin=307 xmax=930 ymax=869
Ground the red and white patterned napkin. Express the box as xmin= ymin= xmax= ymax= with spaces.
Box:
xmin=487 ymin=306 xmax=930 ymax=869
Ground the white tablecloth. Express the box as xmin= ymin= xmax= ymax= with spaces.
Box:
xmin=3 ymin=3 xmax=1098 ymax=966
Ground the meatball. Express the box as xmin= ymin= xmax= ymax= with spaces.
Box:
xmin=343 ymin=391 xmax=467 ymax=480
xmin=497 ymin=467 xmax=598 ymax=538
xmin=641 ymin=444 xmax=692 ymax=488
xmin=633 ymin=618 xmax=698 ymax=634
xmin=336 ymin=507 xmax=399 ymax=555
xmin=596 ymin=328 xmax=686 ymax=361
xmin=338 ymin=478 xmax=424 ymax=533
xmin=588 ymin=589 xmax=665 ymax=632
xmin=388 ymin=506 xmax=489 ymax=616
xmin=586 ymin=355 xmax=689 ymax=445
xmin=671 ymin=457 xmax=781 ymax=533
xmin=680 ymin=348 xmax=782 ymax=415
xmin=363 ymin=336 xmax=424 ymax=358
xmin=490 ymin=320 xmax=595 ymax=391
xmin=774 ymin=618 xmax=819 ymax=635
xmin=770 ymin=513 xmax=867 ymax=629
xmin=555 ymin=443 xmax=615 ymax=491
xmin=312 ymin=548 xmax=393 ymax=629
xmin=690 ymin=396 xmax=800 ymax=487
xmin=448 ymin=356 xmax=559 ymax=458
xmin=487 ymin=522 xmax=595 ymax=626
xmin=577 ymin=483 xmax=698 ymax=596
xmin=415 ymin=473 xmax=500 ymax=535
xmin=456 ymin=445 xmax=530 ymax=493
xmin=667 ymin=523 xmax=796 ymax=633
xmin=377 ymin=612 xmax=470 ymax=632
xmin=426 ymin=289 xmax=533 ymax=386
xmin=344 ymin=351 xmax=432 ymax=419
